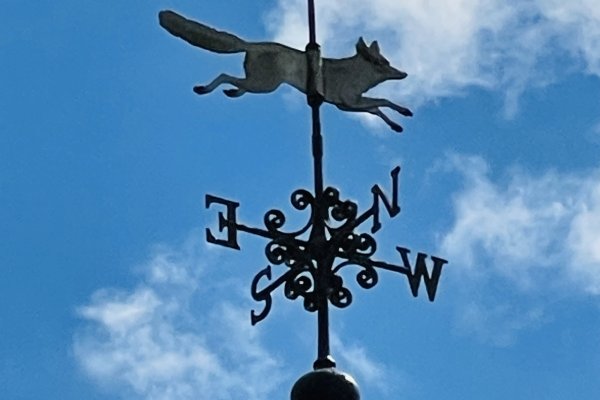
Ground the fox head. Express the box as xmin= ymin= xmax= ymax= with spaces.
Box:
xmin=356 ymin=37 xmax=407 ymax=80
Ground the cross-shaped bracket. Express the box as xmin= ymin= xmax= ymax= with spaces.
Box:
xmin=206 ymin=167 xmax=448 ymax=325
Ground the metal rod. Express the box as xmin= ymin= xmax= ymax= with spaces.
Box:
xmin=306 ymin=0 xmax=335 ymax=370
xmin=308 ymin=0 xmax=317 ymax=45
xmin=310 ymin=103 xmax=334 ymax=370
xmin=311 ymin=106 xmax=323 ymax=197
xmin=314 ymin=286 xmax=334 ymax=369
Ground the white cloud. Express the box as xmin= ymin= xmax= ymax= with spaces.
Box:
xmin=73 ymin=235 xmax=285 ymax=400
xmin=437 ymin=155 xmax=600 ymax=344
xmin=266 ymin=1 xmax=600 ymax=114
xmin=73 ymin=236 xmax=399 ymax=399
xmin=330 ymin=333 xmax=391 ymax=393
xmin=440 ymin=155 xmax=600 ymax=293
xmin=536 ymin=0 xmax=600 ymax=75
xmin=79 ymin=288 xmax=162 ymax=335
xmin=587 ymin=119 xmax=600 ymax=145
xmin=454 ymin=301 xmax=547 ymax=347
xmin=567 ymin=182 xmax=600 ymax=293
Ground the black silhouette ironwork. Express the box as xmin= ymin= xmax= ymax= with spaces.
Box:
xmin=160 ymin=0 xmax=448 ymax=372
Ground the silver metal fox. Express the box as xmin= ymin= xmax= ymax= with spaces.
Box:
xmin=159 ymin=10 xmax=412 ymax=132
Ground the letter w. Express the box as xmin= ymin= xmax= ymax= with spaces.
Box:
xmin=396 ymin=246 xmax=447 ymax=301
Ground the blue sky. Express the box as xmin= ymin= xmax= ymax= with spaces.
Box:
xmin=2 ymin=0 xmax=600 ymax=399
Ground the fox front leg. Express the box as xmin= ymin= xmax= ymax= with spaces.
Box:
xmin=193 ymin=73 xmax=247 ymax=97
xmin=335 ymin=103 xmax=404 ymax=132
xmin=354 ymin=97 xmax=413 ymax=117
xmin=367 ymin=108 xmax=404 ymax=132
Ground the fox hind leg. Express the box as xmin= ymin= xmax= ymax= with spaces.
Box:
xmin=193 ymin=71 xmax=284 ymax=97
xmin=223 ymin=88 xmax=247 ymax=98
xmin=193 ymin=73 xmax=245 ymax=95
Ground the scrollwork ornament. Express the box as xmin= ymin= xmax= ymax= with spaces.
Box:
xmin=291 ymin=189 xmax=314 ymax=210
xmin=265 ymin=241 xmax=286 ymax=265
xmin=322 ymin=187 xmax=340 ymax=205
xmin=331 ymin=199 xmax=358 ymax=223
xmin=284 ymin=270 xmax=314 ymax=300
xmin=303 ymin=292 xmax=319 ymax=312
xmin=356 ymin=233 xmax=376 ymax=256
xmin=263 ymin=192 xmax=315 ymax=238
xmin=337 ymin=232 xmax=377 ymax=258
xmin=329 ymin=274 xmax=353 ymax=308
xmin=356 ymin=265 xmax=378 ymax=289
xmin=264 ymin=209 xmax=286 ymax=232
xmin=331 ymin=261 xmax=379 ymax=291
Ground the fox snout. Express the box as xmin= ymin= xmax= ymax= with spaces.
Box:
xmin=388 ymin=67 xmax=408 ymax=80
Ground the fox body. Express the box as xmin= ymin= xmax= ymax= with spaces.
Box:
xmin=159 ymin=10 xmax=412 ymax=132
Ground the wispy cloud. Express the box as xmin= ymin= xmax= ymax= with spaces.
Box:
xmin=73 ymin=234 xmax=286 ymax=400
xmin=267 ymin=0 xmax=600 ymax=115
xmin=438 ymin=154 xmax=600 ymax=344
xmin=592 ymin=120 xmax=600 ymax=140
xmin=330 ymin=333 xmax=392 ymax=394
xmin=454 ymin=301 xmax=548 ymax=347
xmin=441 ymin=154 xmax=600 ymax=293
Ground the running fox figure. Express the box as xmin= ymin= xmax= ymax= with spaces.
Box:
xmin=159 ymin=10 xmax=412 ymax=132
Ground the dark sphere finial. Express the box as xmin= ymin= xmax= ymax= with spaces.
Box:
xmin=291 ymin=368 xmax=360 ymax=400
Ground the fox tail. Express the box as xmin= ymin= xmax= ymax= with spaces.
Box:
xmin=159 ymin=10 xmax=248 ymax=54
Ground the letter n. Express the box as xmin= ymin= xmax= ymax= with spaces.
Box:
xmin=370 ymin=166 xmax=401 ymax=233
xmin=397 ymin=246 xmax=447 ymax=301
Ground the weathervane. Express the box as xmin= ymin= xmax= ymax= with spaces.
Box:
xmin=159 ymin=1 xmax=447 ymax=395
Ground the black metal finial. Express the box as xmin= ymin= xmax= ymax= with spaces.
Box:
xmin=292 ymin=368 xmax=360 ymax=400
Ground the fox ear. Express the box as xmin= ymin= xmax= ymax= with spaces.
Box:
xmin=356 ymin=37 xmax=368 ymax=51
xmin=370 ymin=40 xmax=380 ymax=53
xmin=356 ymin=37 xmax=369 ymax=57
